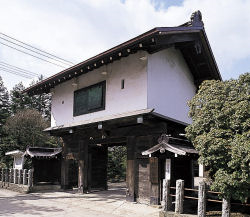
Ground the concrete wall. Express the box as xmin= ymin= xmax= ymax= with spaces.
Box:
xmin=147 ymin=48 xmax=196 ymax=124
xmin=51 ymin=51 xmax=148 ymax=127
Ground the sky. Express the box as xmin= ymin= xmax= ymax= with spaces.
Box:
xmin=0 ymin=0 xmax=249 ymax=90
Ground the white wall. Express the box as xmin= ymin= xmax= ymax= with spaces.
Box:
xmin=51 ymin=51 xmax=148 ymax=127
xmin=147 ymin=48 xmax=196 ymax=124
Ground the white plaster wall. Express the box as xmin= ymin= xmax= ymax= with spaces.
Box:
xmin=147 ymin=48 xmax=196 ymax=124
xmin=51 ymin=51 xmax=148 ymax=127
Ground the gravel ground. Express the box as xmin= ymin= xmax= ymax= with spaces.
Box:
xmin=0 ymin=183 xmax=160 ymax=217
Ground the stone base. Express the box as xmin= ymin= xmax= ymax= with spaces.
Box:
xmin=0 ymin=181 xmax=30 ymax=193
xmin=32 ymin=184 xmax=61 ymax=192
xmin=159 ymin=211 xmax=197 ymax=217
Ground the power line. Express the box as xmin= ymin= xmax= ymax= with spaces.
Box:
xmin=0 ymin=35 xmax=73 ymax=67
xmin=0 ymin=41 xmax=68 ymax=68
xmin=0 ymin=65 xmax=38 ymax=78
xmin=0 ymin=32 xmax=74 ymax=65
xmin=0 ymin=61 xmax=39 ymax=76
xmin=0 ymin=67 xmax=34 ymax=79
xmin=0 ymin=64 xmax=39 ymax=78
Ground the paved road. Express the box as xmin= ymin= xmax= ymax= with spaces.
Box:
xmin=0 ymin=187 xmax=160 ymax=217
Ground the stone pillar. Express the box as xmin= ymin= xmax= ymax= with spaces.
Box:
xmin=175 ymin=179 xmax=184 ymax=214
xmin=1 ymin=168 xmax=4 ymax=182
xmin=28 ymin=169 xmax=33 ymax=187
xmin=198 ymin=181 xmax=206 ymax=217
xmin=18 ymin=169 xmax=22 ymax=185
xmin=222 ymin=198 xmax=231 ymax=217
xmin=5 ymin=168 xmax=9 ymax=182
xmin=10 ymin=169 xmax=14 ymax=183
xmin=14 ymin=169 xmax=18 ymax=184
xmin=23 ymin=169 xmax=27 ymax=185
xmin=163 ymin=179 xmax=171 ymax=211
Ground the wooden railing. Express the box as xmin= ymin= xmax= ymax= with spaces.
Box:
xmin=162 ymin=179 xmax=249 ymax=217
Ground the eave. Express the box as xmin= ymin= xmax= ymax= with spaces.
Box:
xmin=24 ymin=11 xmax=222 ymax=95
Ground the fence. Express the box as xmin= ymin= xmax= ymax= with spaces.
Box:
xmin=0 ymin=168 xmax=33 ymax=193
xmin=162 ymin=179 xmax=249 ymax=217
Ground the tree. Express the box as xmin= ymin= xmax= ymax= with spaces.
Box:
xmin=185 ymin=73 xmax=250 ymax=203
xmin=107 ymin=146 xmax=127 ymax=182
xmin=0 ymin=76 xmax=11 ymax=167
xmin=10 ymin=82 xmax=31 ymax=114
xmin=9 ymin=76 xmax=51 ymax=120
xmin=0 ymin=76 xmax=10 ymax=139
xmin=29 ymin=75 xmax=51 ymax=120
xmin=4 ymin=109 xmax=59 ymax=150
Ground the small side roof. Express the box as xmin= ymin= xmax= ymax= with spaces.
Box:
xmin=5 ymin=150 xmax=24 ymax=156
xmin=142 ymin=134 xmax=198 ymax=156
xmin=25 ymin=147 xmax=62 ymax=158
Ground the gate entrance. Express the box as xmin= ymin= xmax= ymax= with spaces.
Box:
xmin=66 ymin=142 xmax=127 ymax=195
xmin=90 ymin=144 xmax=127 ymax=193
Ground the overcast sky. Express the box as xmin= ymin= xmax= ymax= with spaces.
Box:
xmin=0 ymin=0 xmax=249 ymax=90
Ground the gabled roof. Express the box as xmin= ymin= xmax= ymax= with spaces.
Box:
xmin=24 ymin=11 xmax=221 ymax=95
xmin=25 ymin=147 xmax=62 ymax=158
xmin=5 ymin=150 xmax=24 ymax=156
xmin=142 ymin=134 xmax=198 ymax=156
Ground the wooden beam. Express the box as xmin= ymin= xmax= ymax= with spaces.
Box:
xmin=155 ymin=33 xmax=199 ymax=46
xmin=88 ymin=136 xmax=126 ymax=145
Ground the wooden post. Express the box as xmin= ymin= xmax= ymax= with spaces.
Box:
xmin=163 ymin=179 xmax=171 ymax=211
xmin=198 ymin=181 xmax=206 ymax=217
xmin=14 ymin=169 xmax=18 ymax=184
xmin=23 ymin=169 xmax=27 ymax=185
xmin=87 ymin=153 xmax=92 ymax=192
xmin=222 ymin=198 xmax=231 ymax=217
xmin=18 ymin=169 xmax=22 ymax=185
xmin=150 ymin=157 xmax=159 ymax=205
xmin=28 ymin=169 xmax=33 ymax=187
xmin=78 ymin=140 xmax=89 ymax=193
xmin=126 ymin=136 xmax=136 ymax=202
xmin=61 ymin=138 xmax=69 ymax=190
xmin=175 ymin=179 xmax=184 ymax=214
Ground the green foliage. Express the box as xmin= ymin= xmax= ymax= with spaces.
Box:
xmin=185 ymin=73 xmax=250 ymax=202
xmin=10 ymin=76 xmax=51 ymax=120
xmin=29 ymin=75 xmax=51 ymax=120
xmin=0 ymin=76 xmax=10 ymax=140
xmin=4 ymin=109 xmax=47 ymax=148
xmin=0 ymin=76 xmax=59 ymax=167
xmin=4 ymin=109 xmax=60 ymax=150
xmin=10 ymin=82 xmax=31 ymax=114
xmin=107 ymin=146 xmax=126 ymax=182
